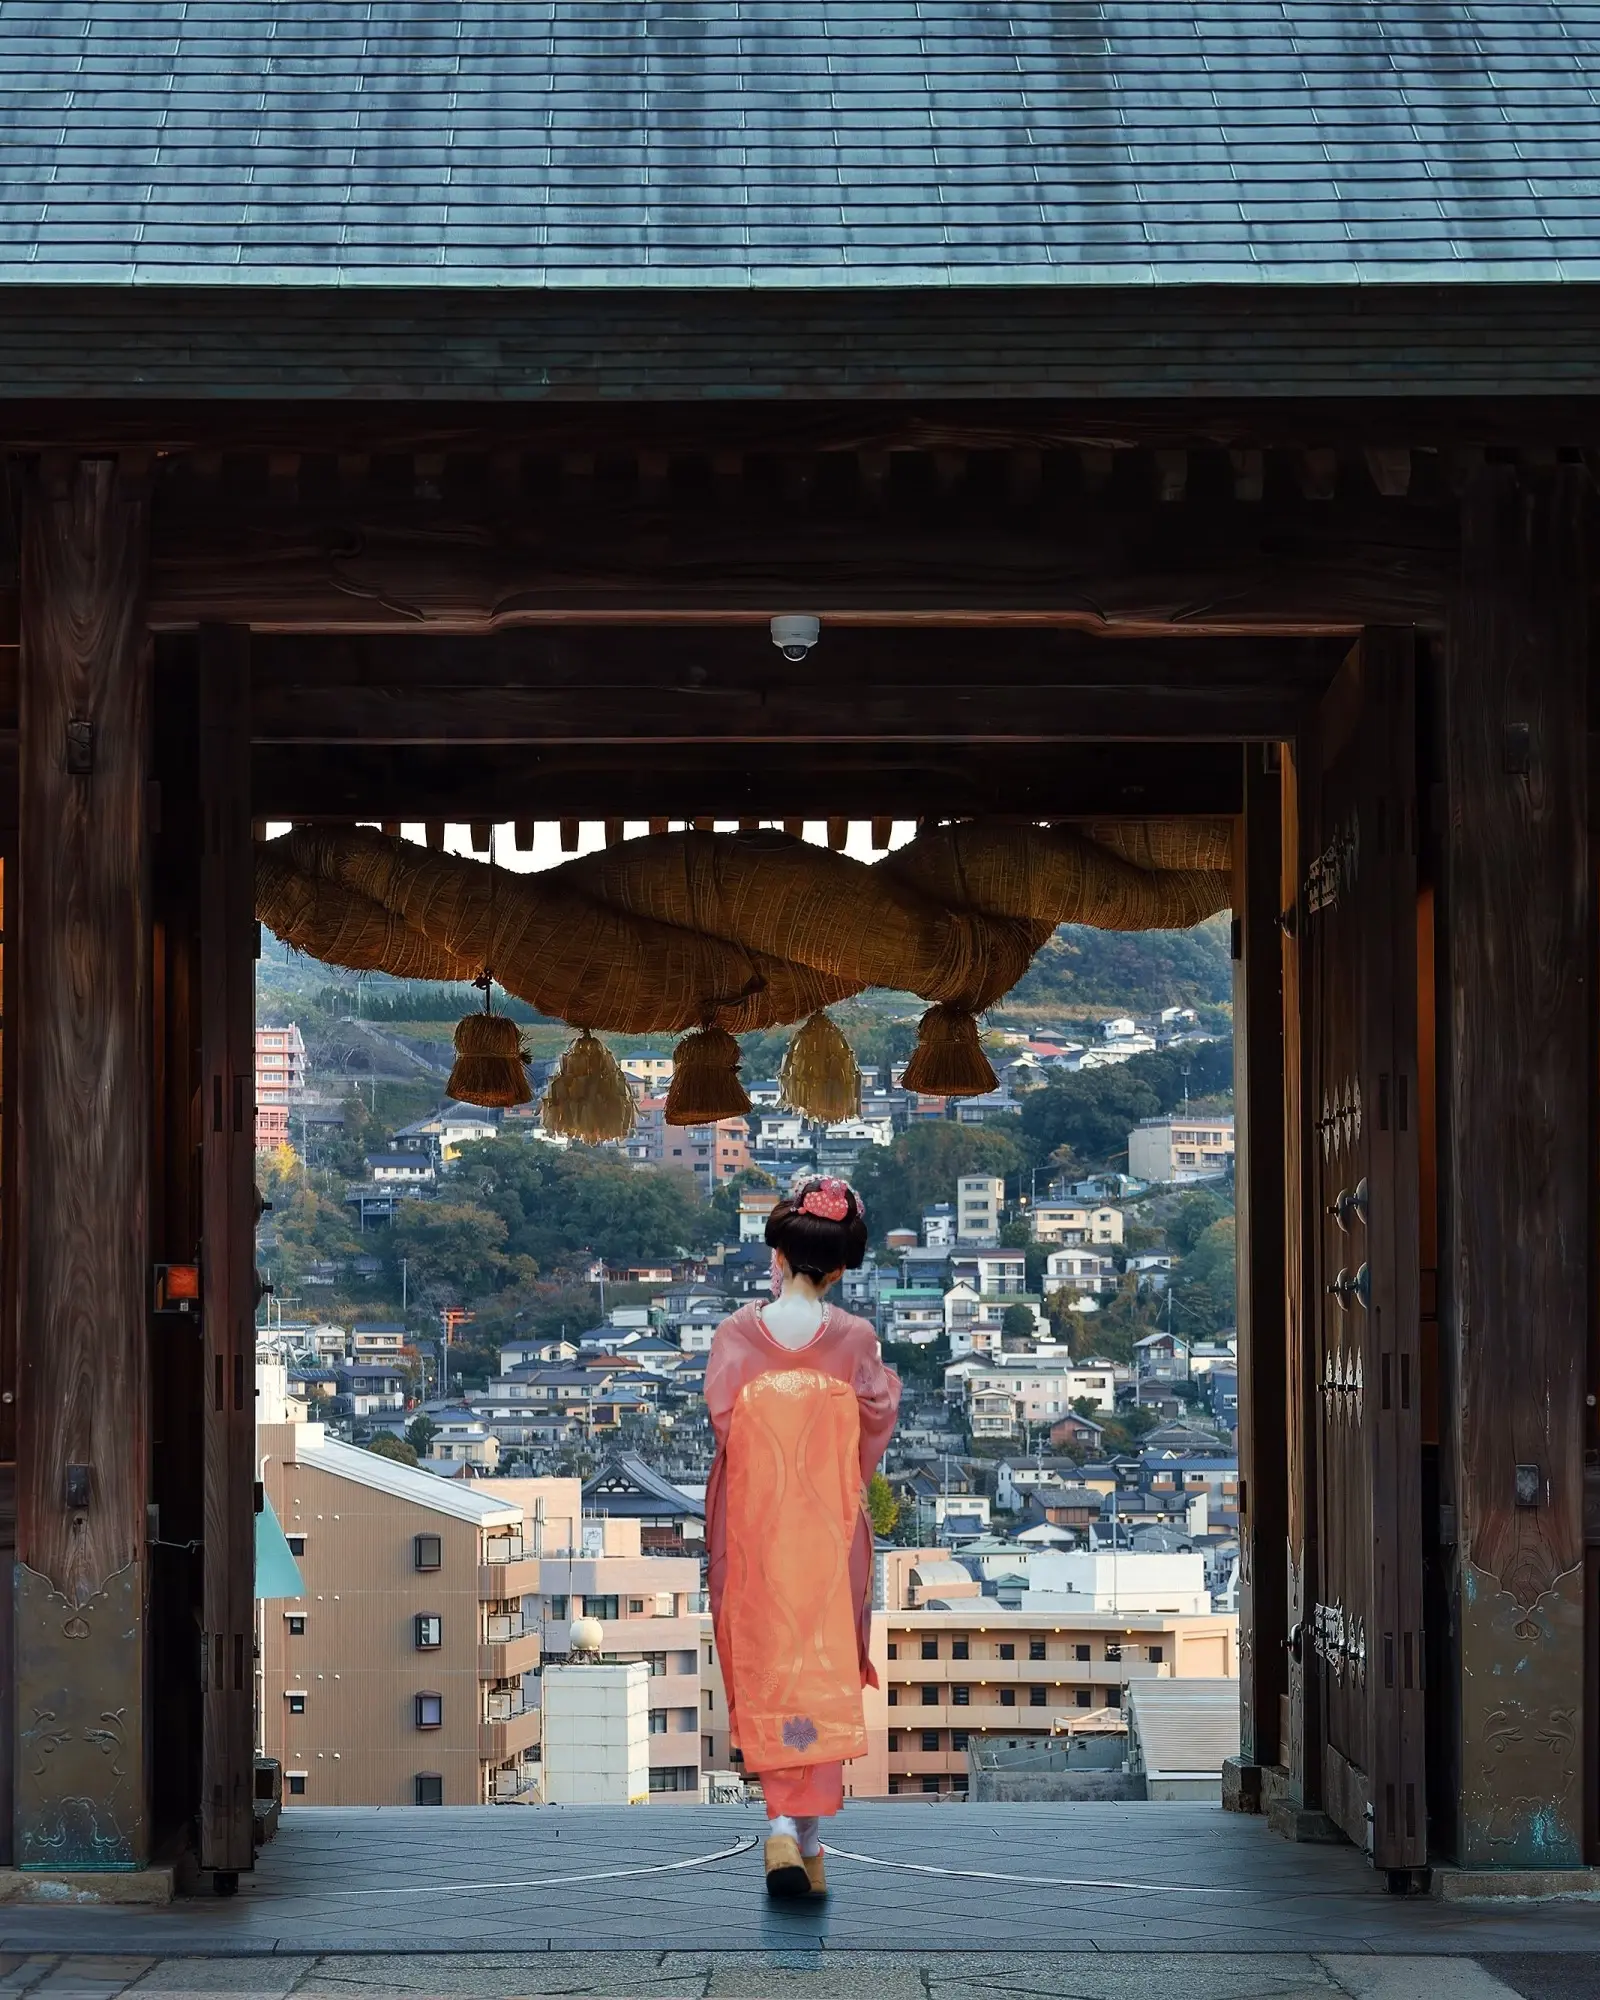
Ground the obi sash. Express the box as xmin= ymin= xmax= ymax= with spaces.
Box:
xmin=721 ymin=1367 xmax=866 ymax=1770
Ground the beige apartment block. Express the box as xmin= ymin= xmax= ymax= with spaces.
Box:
xmin=1029 ymin=1203 xmax=1125 ymax=1247
xmin=259 ymin=1424 xmax=541 ymax=1808
xmin=879 ymin=1607 xmax=1236 ymax=1796
xmin=1127 ymin=1113 xmax=1236 ymax=1185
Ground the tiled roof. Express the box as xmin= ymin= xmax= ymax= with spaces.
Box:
xmin=0 ymin=2 xmax=1595 ymax=288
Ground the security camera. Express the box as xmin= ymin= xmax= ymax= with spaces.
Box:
xmin=770 ymin=614 xmax=821 ymax=662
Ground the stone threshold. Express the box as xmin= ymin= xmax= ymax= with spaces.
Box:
xmin=0 ymin=1865 xmax=174 ymax=1905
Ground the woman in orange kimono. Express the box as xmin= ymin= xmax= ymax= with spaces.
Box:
xmin=706 ymin=1176 xmax=900 ymax=1900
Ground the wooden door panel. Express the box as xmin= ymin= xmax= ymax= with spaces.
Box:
xmin=1306 ymin=629 xmax=1426 ymax=1868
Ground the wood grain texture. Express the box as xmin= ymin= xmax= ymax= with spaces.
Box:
xmin=1444 ymin=467 xmax=1588 ymax=1868
xmin=198 ymin=625 xmax=256 ymax=1874
xmin=1234 ymin=750 xmax=1288 ymax=1768
xmin=15 ymin=456 xmax=150 ymax=1602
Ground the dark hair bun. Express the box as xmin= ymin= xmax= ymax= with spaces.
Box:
xmin=764 ymin=1181 xmax=868 ymax=1281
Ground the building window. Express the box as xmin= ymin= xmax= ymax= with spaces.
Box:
xmin=1105 ymin=1643 xmax=1122 ymax=1662
xmin=415 ymin=1614 xmax=442 ymax=1651
xmin=583 ymin=1596 xmax=619 ymax=1621
xmin=1029 ymin=1686 xmax=1047 ymax=1708
xmin=286 ymin=1693 xmax=306 ymax=1715
xmin=415 ymin=1692 xmax=444 ymax=1730
xmin=951 ymin=1685 xmax=970 ymax=1706
xmin=888 ymin=1778 xmax=900 ymax=1795
xmin=629 ymin=1598 xmax=646 ymax=1615
xmin=1148 ymin=1645 xmax=1164 ymax=1664
xmin=1000 ymin=1688 xmax=1016 ymax=1708
xmin=286 ymin=1615 xmax=306 ymax=1637
xmin=649 ymin=1767 xmax=697 ymax=1793
xmin=414 ymin=1534 xmax=442 ymax=1572
xmin=921 ymin=1776 xmax=941 ymax=1794
xmin=287 ymin=1773 xmax=307 ymax=1797
xmin=547 ymin=1595 xmax=569 ymax=1621
xmin=1076 ymin=1690 xmax=1092 ymax=1708
xmin=414 ymin=1773 xmax=444 ymax=1806
xmin=952 ymin=1773 xmax=969 ymax=1793
xmin=286 ymin=1535 xmax=306 ymax=1557
xmin=888 ymin=1732 xmax=900 ymax=1753
xmin=921 ymin=1730 xmax=940 ymax=1752
xmin=887 ymin=1688 xmax=898 ymax=1707
xmin=643 ymin=1652 xmax=668 ymax=1678
xmin=1029 ymin=1638 xmax=1046 ymax=1662
xmin=1074 ymin=1643 xmax=1090 ymax=1661
xmin=921 ymin=1638 xmax=939 ymax=1660
xmin=952 ymin=1638 xmax=969 ymax=1660
xmin=887 ymin=1642 xmax=898 ymax=1660
xmin=649 ymin=1710 xmax=668 ymax=1736
xmin=952 ymin=1730 xmax=969 ymax=1752
xmin=921 ymin=1685 xmax=939 ymax=1706
xmin=999 ymin=1642 xmax=1015 ymax=1661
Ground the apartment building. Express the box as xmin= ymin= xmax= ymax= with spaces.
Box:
xmin=254 ymin=1023 xmax=306 ymax=1151
xmin=1029 ymin=1203 xmax=1125 ymax=1248
xmin=258 ymin=1423 xmax=541 ymax=1807
xmin=877 ymin=1606 xmax=1236 ymax=1796
xmin=1127 ymin=1113 xmax=1236 ymax=1186
xmin=631 ymin=1097 xmax=753 ymax=1193
xmin=955 ymin=1175 xmax=1005 ymax=1246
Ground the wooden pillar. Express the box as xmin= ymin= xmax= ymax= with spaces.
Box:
xmin=1441 ymin=465 xmax=1589 ymax=1868
xmin=14 ymin=456 xmax=151 ymax=1869
xmin=198 ymin=625 xmax=256 ymax=1877
xmin=1230 ymin=747 xmax=1288 ymax=1789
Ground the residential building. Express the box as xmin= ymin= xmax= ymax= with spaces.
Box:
xmin=425 ymin=1420 xmax=500 ymax=1473
xmin=922 ymin=1203 xmax=955 ymax=1247
xmin=949 ymin=1358 xmax=1115 ymax=1436
xmin=816 ymin=1117 xmax=894 ymax=1175
xmin=874 ymin=1604 xmax=1236 ymax=1796
xmin=1024 ymin=1549 xmax=1211 ymax=1614
xmin=254 ymin=1023 xmax=307 ymax=1151
xmin=737 ymin=1188 xmax=781 ymax=1241
xmin=1127 ymin=1114 xmax=1236 ymax=1185
xmin=956 ymin=1175 xmax=1005 ymax=1246
xmin=1049 ymin=1410 xmax=1109 ymax=1452
xmin=334 ymin=1361 xmax=409 ymax=1419
xmin=945 ymin=1290 xmax=1047 ymax=1357
xmin=533 ymin=1511 xmax=706 ymax=1800
xmin=662 ymin=1117 xmax=752 ymax=1195
xmin=619 ymin=1053 xmax=674 ymax=1092
xmin=392 ymin=1108 xmax=500 ymax=1161
xmin=1126 ymin=1679 xmax=1241 ymax=1802
xmin=1044 ymin=1248 xmax=1118 ymax=1299
xmin=582 ymin=1453 xmax=706 ymax=1555
xmin=350 ymin=1324 xmax=407 ymax=1361
xmin=1029 ymin=1203 xmax=1124 ymax=1248
xmin=365 ymin=1153 xmax=436 ymax=1186
xmin=258 ymin=1423 xmax=541 ymax=1806
xmin=950 ymin=1249 xmax=1027 ymax=1296
xmin=883 ymin=1289 xmax=946 ymax=1346
xmin=1135 ymin=1331 xmax=1192 ymax=1382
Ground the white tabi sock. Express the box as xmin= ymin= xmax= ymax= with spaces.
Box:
xmin=795 ymin=1815 xmax=822 ymax=1857
xmin=767 ymin=1813 xmax=799 ymax=1843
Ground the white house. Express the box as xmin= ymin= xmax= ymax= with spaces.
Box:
xmin=1023 ymin=1547 xmax=1211 ymax=1615
xmin=922 ymin=1202 xmax=956 ymax=1248
xmin=1044 ymin=1247 xmax=1118 ymax=1297
xmin=1030 ymin=1202 xmax=1125 ymax=1247
xmin=956 ymin=1174 xmax=1005 ymax=1246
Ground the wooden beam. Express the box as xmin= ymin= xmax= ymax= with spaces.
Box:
xmin=14 ymin=455 xmax=151 ymax=1869
xmin=251 ymin=742 xmax=1248 ymax=823
xmin=1232 ymin=748 xmax=1289 ymax=1787
xmin=1442 ymin=465 xmax=1590 ymax=1868
xmin=146 ymin=490 xmax=1457 ymax=637
xmin=198 ymin=624 xmax=257 ymax=1880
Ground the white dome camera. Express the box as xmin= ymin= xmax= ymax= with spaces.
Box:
xmin=770 ymin=614 xmax=820 ymax=662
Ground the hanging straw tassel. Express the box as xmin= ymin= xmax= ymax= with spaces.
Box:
xmin=899 ymin=1003 xmax=997 ymax=1097
xmin=664 ymin=1024 xmax=750 ymax=1126
xmin=447 ymin=1012 xmax=533 ymax=1109
xmin=779 ymin=1011 xmax=861 ymax=1122
xmin=541 ymin=1031 xmax=637 ymax=1145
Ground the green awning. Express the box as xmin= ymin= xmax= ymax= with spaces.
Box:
xmin=255 ymin=1491 xmax=305 ymax=1601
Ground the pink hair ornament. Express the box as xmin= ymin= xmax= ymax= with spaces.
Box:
xmin=798 ymin=1177 xmax=858 ymax=1223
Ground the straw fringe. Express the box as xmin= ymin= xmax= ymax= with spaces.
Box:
xmin=898 ymin=1004 xmax=998 ymax=1098
xmin=541 ymin=1032 xmax=637 ymax=1145
xmin=665 ymin=1025 xmax=750 ymax=1127
xmin=779 ymin=1012 xmax=861 ymax=1123
xmin=446 ymin=1012 xmax=532 ymax=1109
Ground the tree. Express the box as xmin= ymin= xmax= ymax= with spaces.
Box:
xmin=390 ymin=1200 xmax=512 ymax=1304
xmin=1167 ymin=1189 xmax=1231 ymax=1256
xmin=850 ymin=1122 xmax=1023 ymax=1239
xmin=867 ymin=1471 xmax=900 ymax=1538
xmin=1000 ymin=1303 xmax=1036 ymax=1345
xmin=998 ymin=916 xmax=1234 ymax=1017
xmin=405 ymin=1414 xmax=440 ymax=1456
xmin=367 ymin=1433 xmax=418 ymax=1467
xmin=450 ymin=1137 xmax=712 ymax=1269
xmin=1015 ymin=1039 xmax=1234 ymax=1174
xmin=708 ymin=1164 xmax=776 ymax=1237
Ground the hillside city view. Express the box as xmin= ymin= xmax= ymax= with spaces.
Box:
xmin=254 ymin=862 xmax=1241 ymax=1813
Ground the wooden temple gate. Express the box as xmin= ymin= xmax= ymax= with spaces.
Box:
xmin=0 ymin=351 xmax=1591 ymax=1886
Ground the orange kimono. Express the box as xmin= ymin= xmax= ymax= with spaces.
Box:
xmin=706 ymin=1303 xmax=901 ymax=1816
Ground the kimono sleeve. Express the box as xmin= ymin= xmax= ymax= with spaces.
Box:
xmin=852 ymin=1329 xmax=902 ymax=1481
xmin=704 ymin=1314 xmax=750 ymax=1451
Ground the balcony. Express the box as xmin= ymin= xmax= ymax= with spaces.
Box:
xmin=484 ymin=1689 xmax=529 ymax=1724
xmin=478 ymin=1555 xmax=542 ymax=1599
xmin=479 ymin=1628 xmax=541 ymax=1680
xmin=479 ymin=1707 xmax=541 ymax=1762
xmin=490 ymin=1768 xmax=540 ymax=1803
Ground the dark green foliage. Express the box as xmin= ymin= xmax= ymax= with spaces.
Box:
xmin=1000 ymin=1303 xmax=1036 ymax=1343
xmin=1166 ymin=1189 xmax=1231 ymax=1255
xmin=851 ymin=1123 xmax=1024 ymax=1240
xmin=367 ymin=1434 xmax=418 ymax=1466
xmin=1016 ymin=1039 xmax=1234 ymax=1172
xmin=448 ymin=1138 xmax=712 ymax=1273
xmin=1000 ymin=917 xmax=1232 ymax=1018
xmin=883 ymin=1334 xmax=952 ymax=1384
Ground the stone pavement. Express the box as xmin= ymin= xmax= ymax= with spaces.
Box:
xmin=0 ymin=1805 xmax=1596 ymax=1996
